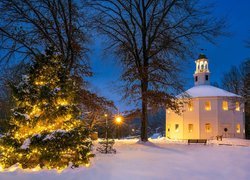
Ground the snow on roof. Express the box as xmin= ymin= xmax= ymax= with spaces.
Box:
xmin=178 ymin=85 xmax=241 ymax=98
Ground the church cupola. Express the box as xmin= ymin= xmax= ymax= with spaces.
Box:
xmin=193 ymin=54 xmax=210 ymax=86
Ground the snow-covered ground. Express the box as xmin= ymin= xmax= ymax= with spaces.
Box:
xmin=0 ymin=138 xmax=249 ymax=180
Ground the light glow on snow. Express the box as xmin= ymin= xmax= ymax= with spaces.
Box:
xmin=0 ymin=138 xmax=249 ymax=180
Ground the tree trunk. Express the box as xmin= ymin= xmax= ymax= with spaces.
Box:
xmin=141 ymin=81 xmax=148 ymax=142
xmin=140 ymin=0 xmax=148 ymax=142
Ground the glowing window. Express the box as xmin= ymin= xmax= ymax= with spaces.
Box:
xmin=222 ymin=101 xmax=228 ymax=111
xmin=188 ymin=101 xmax=194 ymax=111
xmin=204 ymin=101 xmax=211 ymax=111
xmin=175 ymin=124 xmax=179 ymax=132
xmin=188 ymin=124 xmax=193 ymax=133
xmin=236 ymin=124 xmax=240 ymax=133
xmin=235 ymin=102 xmax=240 ymax=111
xmin=205 ymin=123 xmax=211 ymax=133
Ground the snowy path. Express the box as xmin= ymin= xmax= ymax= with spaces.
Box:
xmin=0 ymin=139 xmax=249 ymax=180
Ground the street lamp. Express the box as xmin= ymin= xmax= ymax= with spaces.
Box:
xmin=104 ymin=114 xmax=108 ymax=139
xmin=115 ymin=115 xmax=123 ymax=139
xmin=115 ymin=116 xmax=122 ymax=124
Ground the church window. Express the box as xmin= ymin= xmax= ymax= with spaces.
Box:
xmin=175 ymin=124 xmax=179 ymax=132
xmin=195 ymin=76 xmax=198 ymax=82
xmin=188 ymin=101 xmax=194 ymax=111
xmin=236 ymin=124 xmax=240 ymax=133
xmin=222 ymin=101 xmax=228 ymax=111
xmin=235 ymin=102 xmax=240 ymax=111
xmin=205 ymin=75 xmax=208 ymax=81
xmin=188 ymin=124 xmax=193 ymax=133
xmin=205 ymin=123 xmax=211 ymax=133
xmin=204 ymin=101 xmax=211 ymax=111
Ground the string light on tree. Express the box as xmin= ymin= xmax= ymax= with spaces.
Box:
xmin=0 ymin=47 xmax=93 ymax=171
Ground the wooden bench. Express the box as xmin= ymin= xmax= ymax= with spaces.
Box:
xmin=188 ymin=139 xmax=207 ymax=145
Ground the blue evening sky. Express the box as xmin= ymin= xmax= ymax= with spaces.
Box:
xmin=88 ymin=0 xmax=250 ymax=111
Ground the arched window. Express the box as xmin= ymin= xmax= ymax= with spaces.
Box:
xmin=205 ymin=123 xmax=211 ymax=132
xmin=188 ymin=124 xmax=193 ymax=133
xmin=175 ymin=124 xmax=179 ymax=132
xmin=236 ymin=124 xmax=240 ymax=133
xmin=204 ymin=101 xmax=211 ymax=111
xmin=235 ymin=102 xmax=240 ymax=111
xmin=222 ymin=101 xmax=228 ymax=111
xmin=188 ymin=101 xmax=194 ymax=111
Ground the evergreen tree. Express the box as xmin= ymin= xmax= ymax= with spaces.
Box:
xmin=97 ymin=138 xmax=116 ymax=154
xmin=0 ymin=48 xmax=93 ymax=170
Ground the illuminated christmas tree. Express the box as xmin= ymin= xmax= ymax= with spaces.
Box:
xmin=0 ymin=47 xmax=93 ymax=171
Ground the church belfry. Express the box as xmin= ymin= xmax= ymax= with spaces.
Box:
xmin=193 ymin=54 xmax=210 ymax=86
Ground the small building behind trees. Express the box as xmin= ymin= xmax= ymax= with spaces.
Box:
xmin=166 ymin=55 xmax=245 ymax=140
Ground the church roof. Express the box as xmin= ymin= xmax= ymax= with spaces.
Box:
xmin=178 ymin=85 xmax=241 ymax=98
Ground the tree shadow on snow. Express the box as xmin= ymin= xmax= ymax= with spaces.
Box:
xmin=136 ymin=140 xmax=186 ymax=154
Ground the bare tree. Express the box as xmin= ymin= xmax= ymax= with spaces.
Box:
xmin=0 ymin=0 xmax=91 ymax=75
xmin=79 ymin=89 xmax=116 ymax=130
xmin=222 ymin=60 xmax=250 ymax=104
xmin=241 ymin=59 xmax=250 ymax=138
xmin=241 ymin=60 xmax=250 ymax=109
xmin=222 ymin=59 xmax=250 ymax=138
xmin=222 ymin=66 xmax=242 ymax=95
xmin=90 ymin=0 xmax=226 ymax=141
xmin=0 ymin=1 xmax=119 ymax=134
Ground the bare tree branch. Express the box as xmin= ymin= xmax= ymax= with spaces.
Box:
xmin=90 ymin=0 xmax=226 ymax=141
xmin=0 ymin=0 xmax=91 ymax=75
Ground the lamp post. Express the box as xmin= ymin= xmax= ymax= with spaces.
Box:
xmin=104 ymin=113 xmax=108 ymax=139
xmin=115 ymin=115 xmax=123 ymax=139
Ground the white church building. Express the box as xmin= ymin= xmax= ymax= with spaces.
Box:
xmin=166 ymin=54 xmax=245 ymax=140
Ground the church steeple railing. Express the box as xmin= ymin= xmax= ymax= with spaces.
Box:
xmin=193 ymin=54 xmax=210 ymax=86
